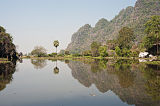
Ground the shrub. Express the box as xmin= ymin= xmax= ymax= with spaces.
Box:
xmin=91 ymin=41 xmax=101 ymax=57
xmin=31 ymin=46 xmax=47 ymax=57
xmin=58 ymin=54 xmax=64 ymax=57
xmin=65 ymin=51 xmax=70 ymax=55
xmin=48 ymin=53 xmax=57 ymax=57
xmin=99 ymin=46 xmax=108 ymax=57
xmin=122 ymin=48 xmax=131 ymax=57
xmin=115 ymin=46 xmax=122 ymax=56
xmin=131 ymin=51 xmax=139 ymax=57
xmin=72 ymin=53 xmax=82 ymax=57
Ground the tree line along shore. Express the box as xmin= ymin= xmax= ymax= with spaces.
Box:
xmin=0 ymin=15 xmax=160 ymax=63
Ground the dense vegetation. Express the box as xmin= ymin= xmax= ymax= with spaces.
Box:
xmin=31 ymin=46 xmax=47 ymax=57
xmin=0 ymin=26 xmax=17 ymax=60
xmin=142 ymin=15 xmax=160 ymax=55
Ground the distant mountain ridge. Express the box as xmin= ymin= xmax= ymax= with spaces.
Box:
xmin=66 ymin=0 xmax=160 ymax=53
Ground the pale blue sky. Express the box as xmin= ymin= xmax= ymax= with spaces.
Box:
xmin=0 ymin=0 xmax=137 ymax=53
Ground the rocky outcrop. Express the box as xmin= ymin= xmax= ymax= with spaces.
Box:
xmin=66 ymin=0 xmax=160 ymax=53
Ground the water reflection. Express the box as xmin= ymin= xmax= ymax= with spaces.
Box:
xmin=54 ymin=67 xmax=59 ymax=74
xmin=65 ymin=60 xmax=70 ymax=64
xmin=31 ymin=59 xmax=47 ymax=69
xmin=67 ymin=59 xmax=160 ymax=105
xmin=53 ymin=60 xmax=59 ymax=74
xmin=91 ymin=59 xmax=108 ymax=73
xmin=0 ymin=59 xmax=160 ymax=106
xmin=18 ymin=58 xmax=23 ymax=63
xmin=143 ymin=64 xmax=160 ymax=101
xmin=0 ymin=62 xmax=16 ymax=91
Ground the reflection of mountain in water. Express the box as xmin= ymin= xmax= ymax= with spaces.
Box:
xmin=31 ymin=59 xmax=47 ymax=69
xmin=0 ymin=62 xmax=16 ymax=91
xmin=67 ymin=60 xmax=160 ymax=106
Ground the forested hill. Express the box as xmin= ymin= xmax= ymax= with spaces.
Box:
xmin=66 ymin=0 xmax=160 ymax=53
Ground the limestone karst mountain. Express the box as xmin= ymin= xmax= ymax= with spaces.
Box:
xmin=66 ymin=0 xmax=160 ymax=53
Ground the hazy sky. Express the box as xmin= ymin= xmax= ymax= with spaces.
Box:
xmin=1 ymin=0 xmax=137 ymax=54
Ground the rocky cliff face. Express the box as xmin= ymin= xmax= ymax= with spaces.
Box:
xmin=66 ymin=0 xmax=160 ymax=53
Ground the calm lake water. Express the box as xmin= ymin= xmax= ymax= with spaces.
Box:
xmin=0 ymin=59 xmax=160 ymax=106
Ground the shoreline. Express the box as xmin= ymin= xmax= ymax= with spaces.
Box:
xmin=22 ymin=56 xmax=160 ymax=65
xmin=0 ymin=58 xmax=10 ymax=63
xmin=1 ymin=56 xmax=159 ymax=65
xmin=22 ymin=56 xmax=158 ymax=60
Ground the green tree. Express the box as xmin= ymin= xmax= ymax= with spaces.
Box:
xmin=53 ymin=40 xmax=59 ymax=54
xmin=144 ymin=15 xmax=160 ymax=55
xmin=0 ymin=26 xmax=17 ymax=60
xmin=143 ymin=35 xmax=156 ymax=50
xmin=65 ymin=51 xmax=70 ymax=55
xmin=115 ymin=46 xmax=131 ymax=57
xmin=31 ymin=46 xmax=47 ymax=57
xmin=117 ymin=27 xmax=135 ymax=49
xmin=0 ymin=26 xmax=6 ymax=33
xmin=121 ymin=48 xmax=131 ymax=57
xmin=48 ymin=53 xmax=57 ymax=57
xmin=115 ymin=46 xmax=122 ymax=56
xmin=91 ymin=41 xmax=101 ymax=57
xmin=99 ymin=46 xmax=108 ymax=57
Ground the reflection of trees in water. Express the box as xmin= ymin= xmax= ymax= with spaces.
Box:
xmin=31 ymin=59 xmax=47 ymax=69
xmin=18 ymin=59 xmax=23 ymax=63
xmin=54 ymin=67 xmax=59 ymax=74
xmin=91 ymin=59 xmax=108 ymax=73
xmin=68 ymin=59 xmax=160 ymax=106
xmin=65 ymin=60 xmax=70 ymax=64
xmin=53 ymin=60 xmax=59 ymax=74
xmin=143 ymin=65 xmax=160 ymax=101
xmin=110 ymin=60 xmax=135 ymax=88
xmin=0 ymin=62 xmax=16 ymax=91
xmin=48 ymin=59 xmax=60 ymax=74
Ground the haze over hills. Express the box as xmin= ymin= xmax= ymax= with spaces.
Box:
xmin=66 ymin=0 xmax=160 ymax=53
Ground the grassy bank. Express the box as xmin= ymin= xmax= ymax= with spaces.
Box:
xmin=22 ymin=56 xmax=160 ymax=66
xmin=23 ymin=55 xmax=156 ymax=60
xmin=23 ymin=56 xmax=95 ymax=62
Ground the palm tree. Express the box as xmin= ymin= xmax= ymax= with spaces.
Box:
xmin=53 ymin=40 xmax=59 ymax=54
